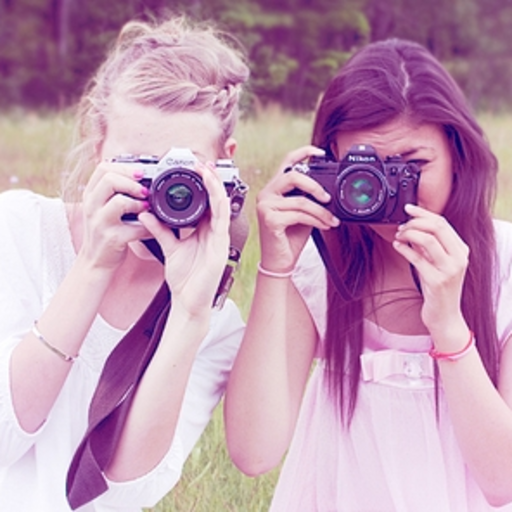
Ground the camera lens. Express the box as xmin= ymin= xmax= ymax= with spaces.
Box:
xmin=150 ymin=169 xmax=208 ymax=228
xmin=349 ymin=177 xmax=374 ymax=207
xmin=337 ymin=167 xmax=385 ymax=217
xmin=166 ymin=183 xmax=193 ymax=211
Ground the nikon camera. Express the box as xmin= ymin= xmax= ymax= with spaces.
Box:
xmin=287 ymin=144 xmax=420 ymax=224
xmin=118 ymin=147 xmax=247 ymax=229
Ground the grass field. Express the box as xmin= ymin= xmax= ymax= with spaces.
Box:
xmin=1 ymin=107 xmax=511 ymax=511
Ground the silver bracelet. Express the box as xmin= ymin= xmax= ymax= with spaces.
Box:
xmin=257 ymin=261 xmax=294 ymax=278
xmin=32 ymin=322 xmax=77 ymax=363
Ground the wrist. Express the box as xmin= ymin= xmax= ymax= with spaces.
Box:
xmin=257 ymin=261 xmax=295 ymax=279
xmin=430 ymin=330 xmax=475 ymax=362
xmin=429 ymin=318 xmax=475 ymax=362
xmin=163 ymin=304 xmax=211 ymax=346
xmin=73 ymin=251 xmax=117 ymax=285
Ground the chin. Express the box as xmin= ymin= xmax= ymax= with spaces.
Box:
xmin=128 ymin=240 xmax=158 ymax=261
xmin=368 ymin=223 xmax=399 ymax=242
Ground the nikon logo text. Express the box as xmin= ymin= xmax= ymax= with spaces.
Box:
xmin=348 ymin=155 xmax=376 ymax=162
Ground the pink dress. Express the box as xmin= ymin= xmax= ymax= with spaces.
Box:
xmin=270 ymin=220 xmax=512 ymax=512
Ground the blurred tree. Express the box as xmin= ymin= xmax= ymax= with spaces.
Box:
xmin=462 ymin=0 xmax=512 ymax=108
xmin=1 ymin=0 xmax=512 ymax=110
xmin=172 ymin=0 xmax=369 ymax=108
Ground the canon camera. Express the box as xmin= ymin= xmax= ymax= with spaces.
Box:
xmin=117 ymin=147 xmax=247 ymax=228
xmin=287 ymin=144 xmax=420 ymax=224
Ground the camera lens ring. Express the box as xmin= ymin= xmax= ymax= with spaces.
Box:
xmin=336 ymin=164 xmax=387 ymax=218
xmin=150 ymin=168 xmax=208 ymax=228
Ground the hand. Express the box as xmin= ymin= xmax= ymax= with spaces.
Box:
xmin=257 ymin=146 xmax=340 ymax=272
xmin=139 ymin=162 xmax=231 ymax=317
xmin=393 ymin=204 xmax=470 ymax=337
xmin=79 ymin=161 xmax=152 ymax=272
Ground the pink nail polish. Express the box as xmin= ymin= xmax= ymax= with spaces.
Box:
xmin=133 ymin=170 xmax=144 ymax=180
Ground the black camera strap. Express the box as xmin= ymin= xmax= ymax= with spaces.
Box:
xmin=66 ymin=202 xmax=248 ymax=509
xmin=66 ymin=277 xmax=170 ymax=509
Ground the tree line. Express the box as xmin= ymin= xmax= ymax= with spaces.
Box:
xmin=1 ymin=0 xmax=512 ymax=111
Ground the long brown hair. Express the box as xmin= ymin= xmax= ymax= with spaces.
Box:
xmin=312 ymin=39 xmax=499 ymax=422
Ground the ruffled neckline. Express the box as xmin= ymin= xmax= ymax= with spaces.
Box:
xmin=363 ymin=318 xmax=432 ymax=353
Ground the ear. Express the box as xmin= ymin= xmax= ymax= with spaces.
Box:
xmin=223 ymin=137 xmax=237 ymax=158
xmin=329 ymin=140 xmax=339 ymax=160
xmin=94 ymin=140 xmax=104 ymax=162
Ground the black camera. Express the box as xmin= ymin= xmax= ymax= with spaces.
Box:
xmin=117 ymin=147 xmax=247 ymax=228
xmin=287 ymin=144 xmax=420 ymax=224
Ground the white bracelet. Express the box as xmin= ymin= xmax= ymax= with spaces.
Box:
xmin=32 ymin=322 xmax=77 ymax=363
xmin=257 ymin=261 xmax=294 ymax=278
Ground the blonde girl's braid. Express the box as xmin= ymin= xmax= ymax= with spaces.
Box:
xmin=62 ymin=15 xmax=249 ymax=201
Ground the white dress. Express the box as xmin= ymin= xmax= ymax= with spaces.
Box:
xmin=270 ymin=222 xmax=512 ymax=512
xmin=0 ymin=189 xmax=245 ymax=512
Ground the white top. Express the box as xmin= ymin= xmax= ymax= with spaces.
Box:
xmin=268 ymin=220 xmax=512 ymax=511
xmin=0 ymin=189 xmax=245 ymax=512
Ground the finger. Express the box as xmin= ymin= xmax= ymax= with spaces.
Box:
xmin=400 ymin=205 xmax=469 ymax=259
xmin=199 ymin=162 xmax=231 ymax=230
xmin=279 ymin=145 xmax=325 ymax=171
xmin=395 ymin=229 xmax=446 ymax=265
xmin=263 ymin=170 xmax=333 ymax=210
xmin=84 ymin=172 xmax=149 ymax=214
xmin=84 ymin=161 xmax=146 ymax=198
xmin=259 ymin=197 xmax=339 ymax=231
xmin=260 ymin=188 xmax=340 ymax=227
xmin=95 ymin=191 xmax=150 ymax=229
xmin=138 ymin=211 xmax=179 ymax=250
xmin=392 ymin=239 xmax=440 ymax=277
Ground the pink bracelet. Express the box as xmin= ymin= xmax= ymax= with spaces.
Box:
xmin=257 ymin=262 xmax=294 ymax=279
xmin=429 ymin=331 xmax=475 ymax=361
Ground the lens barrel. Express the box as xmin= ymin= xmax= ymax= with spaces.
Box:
xmin=336 ymin=166 xmax=386 ymax=217
xmin=150 ymin=168 xmax=208 ymax=228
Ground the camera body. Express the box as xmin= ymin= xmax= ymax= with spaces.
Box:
xmin=117 ymin=147 xmax=246 ymax=228
xmin=288 ymin=144 xmax=420 ymax=224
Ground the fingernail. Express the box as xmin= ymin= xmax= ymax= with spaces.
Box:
xmin=133 ymin=170 xmax=144 ymax=179
xmin=140 ymin=186 xmax=149 ymax=197
xmin=331 ymin=216 xmax=340 ymax=227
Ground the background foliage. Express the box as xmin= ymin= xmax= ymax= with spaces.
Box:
xmin=2 ymin=0 xmax=512 ymax=111
xmin=2 ymin=107 xmax=512 ymax=511
xmin=3 ymin=1 xmax=512 ymax=510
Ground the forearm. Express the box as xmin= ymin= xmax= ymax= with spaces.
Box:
xmin=225 ymin=274 xmax=316 ymax=476
xmin=105 ymin=306 xmax=210 ymax=482
xmin=10 ymin=254 xmax=112 ymax=432
xmin=437 ymin=332 xmax=512 ymax=506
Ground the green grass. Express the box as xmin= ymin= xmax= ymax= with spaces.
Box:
xmin=1 ymin=107 xmax=512 ymax=511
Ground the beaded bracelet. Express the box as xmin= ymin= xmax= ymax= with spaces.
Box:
xmin=33 ymin=322 xmax=77 ymax=363
xmin=429 ymin=331 xmax=475 ymax=362
xmin=257 ymin=262 xmax=294 ymax=279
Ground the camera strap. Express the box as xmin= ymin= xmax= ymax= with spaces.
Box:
xmin=66 ymin=213 xmax=248 ymax=509
xmin=66 ymin=277 xmax=171 ymax=509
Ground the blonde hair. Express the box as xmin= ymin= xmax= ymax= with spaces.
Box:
xmin=62 ymin=15 xmax=249 ymax=200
